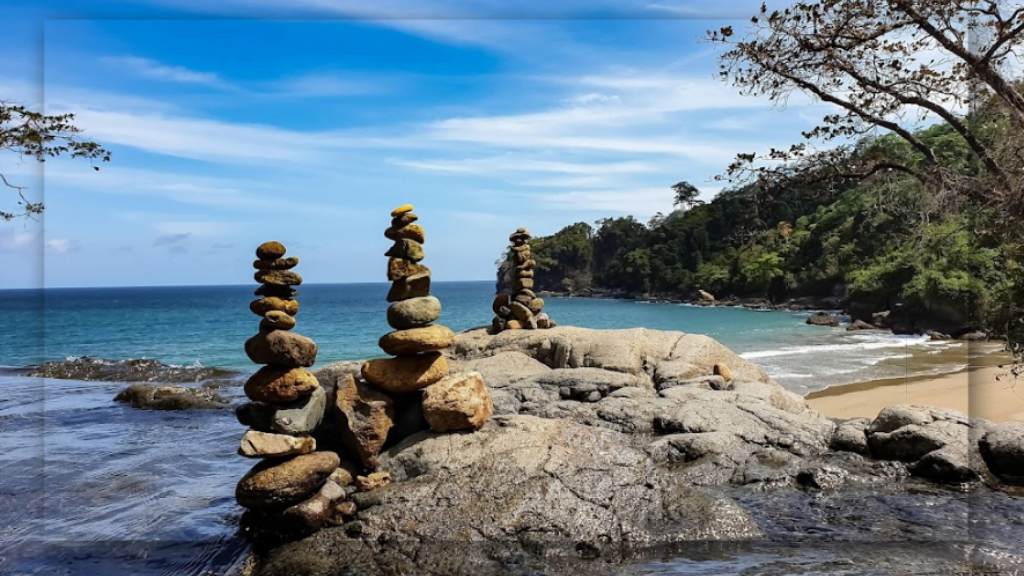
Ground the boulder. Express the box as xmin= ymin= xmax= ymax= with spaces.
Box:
xmin=386 ymin=271 xmax=431 ymax=302
xmin=113 ymin=383 xmax=228 ymax=410
xmin=979 ymin=422 xmax=1024 ymax=484
xmin=236 ymin=451 xmax=340 ymax=510
xmin=387 ymin=296 xmax=442 ymax=330
xmin=379 ymin=325 xmax=456 ymax=356
xmin=527 ymin=298 xmax=545 ymax=315
xmin=236 ymin=387 xmax=327 ymax=435
xmin=334 ymin=375 xmax=395 ymax=469
xmin=510 ymin=301 xmax=532 ymax=322
xmin=698 ymin=290 xmax=715 ymax=301
xmin=245 ymin=330 xmax=318 ymax=367
xmin=846 ymin=319 xmax=875 ymax=331
xmin=244 ymin=366 xmax=319 ymax=403
xmin=384 ymin=224 xmax=425 ymax=244
xmin=391 ymin=212 xmax=418 ymax=228
xmin=713 ymin=363 xmax=734 ymax=381
xmin=829 ymin=418 xmax=871 ymax=456
xmin=532 ymin=367 xmax=644 ymax=401
xmin=491 ymin=293 xmax=510 ymax=315
xmin=249 ymin=297 xmax=299 ymax=317
xmin=806 ymin=312 xmax=839 ymax=327
xmin=447 ymin=351 xmax=551 ymax=389
xmin=239 ymin=429 xmax=316 ymax=458
xmin=422 ymin=372 xmax=494 ymax=432
xmin=361 ymin=353 xmax=448 ymax=394
xmin=871 ymin=310 xmax=891 ymax=328
xmin=256 ymin=241 xmax=286 ymax=260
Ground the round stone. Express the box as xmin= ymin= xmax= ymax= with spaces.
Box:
xmin=513 ymin=251 xmax=531 ymax=265
xmin=513 ymin=291 xmax=534 ymax=305
xmin=519 ymin=269 xmax=535 ymax=279
xmin=244 ymin=366 xmax=319 ymax=403
xmin=256 ymin=241 xmax=286 ymax=260
xmin=514 ymin=278 xmax=535 ymax=291
xmin=387 ymin=258 xmax=429 ymax=282
xmin=384 ymin=239 xmax=425 ymax=262
xmin=391 ymin=213 xmax=419 ymax=228
xmin=245 ymin=330 xmax=318 ymax=367
xmin=527 ymin=297 xmax=545 ymax=315
xmin=510 ymin=301 xmax=532 ymax=322
xmin=250 ymin=297 xmax=299 ymax=317
xmin=361 ymin=352 xmax=448 ymax=394
xmin=378 ymin=325 xmax=455 ymax=356
xmin=260 ymin=310 xmax=297 ymax=331
xmin=255 ymin=284 xmax=298 ymax=298
xmin=253 ymin=257 xmax=299 ymax=271
xmin=390 ymin=204 xmax=414 ymax=217
xmin=422 ymin=372 xmax=494 ymax=432
xmin=492 ymin=293 xmax=510 ymax=315
xmin=516 ymin=259 xmax=536 ymax=271
xmin=384 ymin=224 xmax=425 ymax=244
xmin=506 ymin=319 xmax=524 ymax=330
xmin=255 ymin=270 xmax=303 ymax=286
xmin=387 ymin=296 xmax=442 ymax=330
xmin=236 ymin=452 xmax=339 ymax=510
xmin=386 ymin=271 xmax=431 ymax=302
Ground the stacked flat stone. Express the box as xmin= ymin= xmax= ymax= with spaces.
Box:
xmin=235 ymin=241 xmax=341 ymax=533
xmin=492 ymin=228 xmax=555 ymax=331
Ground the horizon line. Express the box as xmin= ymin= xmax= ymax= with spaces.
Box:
xmin=0 ymin=279 xmax=497 ymax=291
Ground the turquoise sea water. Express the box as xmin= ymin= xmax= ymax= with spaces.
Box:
xmin=0 ymin=281 xmax=971 ymax=393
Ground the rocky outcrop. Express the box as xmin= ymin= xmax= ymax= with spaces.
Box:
xmin=979 ymin=421 xmax=1024 ymax=485
xmin=113 ymin=383 xmax=229 ymax=410
xmin=806 ymin=311 xmax=839 ymax=327
xmin=251 ymin=326 xmax=1024 ymax=576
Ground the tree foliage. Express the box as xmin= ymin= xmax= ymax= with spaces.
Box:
xmin=1 ymin=102 xmax=110 ymax=220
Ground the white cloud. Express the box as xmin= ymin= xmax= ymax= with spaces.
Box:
xmin=46 ymin=238 xmax=72 ymax=253
xmin=107 ymin=56 xmax=231 ymax=88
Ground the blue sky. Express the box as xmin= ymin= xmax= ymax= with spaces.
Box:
xmin=0 ymin=0 xmax=829 ymax=288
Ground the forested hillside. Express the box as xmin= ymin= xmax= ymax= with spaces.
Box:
xmin=498 ymin=112 xmax=1021 ymax=337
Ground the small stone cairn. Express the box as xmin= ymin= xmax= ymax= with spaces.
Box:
xmin=234 ymin=241 xmax=342 ymax=534
xmin=492 ymin=227 xmax=555 ymax=331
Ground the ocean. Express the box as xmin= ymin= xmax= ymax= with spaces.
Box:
xmin=0 ymin=281 xmax=982 ymax=392
xmin=0 ymin=281 xmax=1007 ymax=576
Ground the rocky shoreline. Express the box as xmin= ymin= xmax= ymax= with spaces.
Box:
xmin=243 ymin=326 xmax=1024 ymax=576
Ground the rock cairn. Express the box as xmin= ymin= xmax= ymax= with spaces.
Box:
xmin=492 ymin=227 xmax=555 ymax=331
xmin=235 ymin=241 xmax=343 ymax=534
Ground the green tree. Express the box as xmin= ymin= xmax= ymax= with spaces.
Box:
xmin=671 ymin=181 xmax=704 ymax=210
xmin=1 ymin=102 xmax=110 ymax=220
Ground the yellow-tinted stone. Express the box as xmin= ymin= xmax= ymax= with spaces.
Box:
xmin=250 ymin=297 xmax=299 ymax=317
xmin=390 ymin=204 xmax=414 ymax=217
xmin=361 ymin=353 xmax=448 ymax=394
xmin=384 ymin=224 xmax=425 ymax=244
xmin=260 ymin=310 xmax=297 ymax=331
xmin=244 ymin=366 xmax=319 ymax=403
xmin=378 ymin=325 xmax=455 ymax=356
xmin=256 ymin=241 xmax=286 ymax=260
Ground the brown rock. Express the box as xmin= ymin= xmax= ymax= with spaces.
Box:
xmin=509 ymin=231 xmax=530 ymax=242
xmin=513 ymin=251 xmax=531 ymax=265
xmin=422 ymin=372 xmax=494 ymax=432
xmin=245 ymin=331 xmax=318 ymax=367
xmin=510 ymin=301 xmax=532 ymax=322
xmin=250 ymin=297 xmax=299 ymax=317
xmin=361 ymin=353 xmax=448 ymax=394
xmin=328 ymin=467 xmax=354 ymax=487
xmin=378 ymin=325 xmax=456 ymax=356
xmin=514 ymin=278 xmax=535 ymax=292
xmin=255 ymin=284 xmax=297 ymax=298
xmin=391 ymin=213 xmax=418 ymax=228
xmin=256 ymin=241 xmax=286 ymax=260
xmin=497 ymin=305 xmax=512 ymax=318
xmin=506 ymin=319 xmax=524 ymax=330
xmin=385 ymin=239 xmax=425 ymax=262
xmin=386 ymin=270 xmax=431 ymax=302
xmin=334 ymin=501 xmax=358 ymax=518
xmin=355 ymin=472 xmax=392 ymax=492
xmin=260 ymin=310 xmax=297 ymax=331
xmin=280 ymin=480 xmax=346 ymax=533
xmin=527 ymin=298 xmax=545 ymax=315
xmin=255 ymin=270 xmax=303 ymax=287
xmin=713 ymin=363 xmax=734 ymax=381
xmin=519 ymin=269 xmax=535 ymax=279
xmin=535 ymin=313 xmax=551 ymax=329
xmin=235 ymin=451 xmax=339 ymax=510
xmin=387 ymin=296 xmax=442 ymax=330
xmin=516 ymin=259 xmax=536 ymax=271
xmin=387 ymin=258 xmax=429 ymax=282
xmin=253 ymin=257 xmax=299 ymax=271
xmin=334 ymin=375 xmax=394 ymax=469
xmin=244 ymin=366 xmax=319 ymax=403
xmin=390 ymin=204 xmax=414 ymax=217
xmin=384 ymin=224 xmax=425 ymax=244
xmin=511 ymin=244 xmax=530 ymax=253
xmin=238 ymin=429 xmax=316 ymax=458
xmin=492 ymin=293 xmax=510 ymax=315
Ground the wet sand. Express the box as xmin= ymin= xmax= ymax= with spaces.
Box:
xmin=806 ymin=348 xmax=1024 ymax=423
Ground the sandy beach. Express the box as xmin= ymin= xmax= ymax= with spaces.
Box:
xmin=806 ymin=349 xmax=1024 ymax=423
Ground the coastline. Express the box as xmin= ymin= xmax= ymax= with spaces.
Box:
xmin=805 ymin=346 xmax=1024 ymax=423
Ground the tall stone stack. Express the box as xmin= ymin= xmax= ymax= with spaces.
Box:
xmin=359 ymin=204 xmax=493 ymax=440
xmin=492 ymin=228 xmax=555 ymax=331
xmin=361 ymin=205 xmax=455 ymax=398
xmin=235 ymin=241 xmax=341 ymax=534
